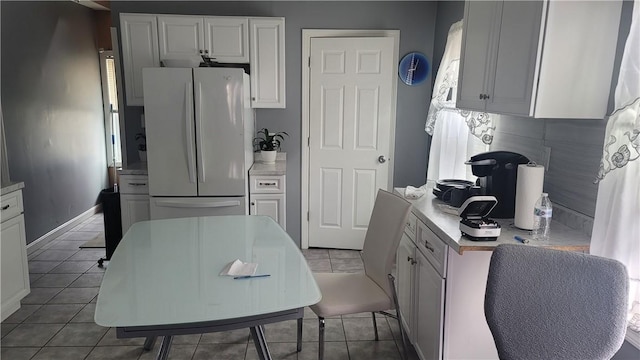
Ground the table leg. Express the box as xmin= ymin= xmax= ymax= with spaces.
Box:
xmin=156 ymin=335 xmax=173 ymax=360
xmin=297 ymin=318 xmax=303 ymax=352
xmin=250 ymin=326 xmax=272 ymax=360
xmin=143 ymin=336 xmax=156 ymax=351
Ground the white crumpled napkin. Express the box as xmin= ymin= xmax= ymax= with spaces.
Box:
xmin=219 ymin=259 xmax=258 ymax=277
xmin=404 ymin=185 xmax=427 ymax=199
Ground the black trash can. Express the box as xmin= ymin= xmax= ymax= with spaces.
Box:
xmin=99 ymin=187 xmax=122 ymax=266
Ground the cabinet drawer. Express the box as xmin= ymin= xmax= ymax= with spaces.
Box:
xmin=250 ymin=175 xmax=285 ymax=194
xmin=119 ymin=175 xmax=149 ymax=194
xmin=404 ymin=212 xmax=417 ymax=240
xmin=1 ymin=190 xmax=24 ymax=221
xmin=416 ymin=221 xmax=448 ymax=278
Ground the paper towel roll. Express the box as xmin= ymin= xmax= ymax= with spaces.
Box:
xmin=514 ymin=164 xmax=545 ymax=230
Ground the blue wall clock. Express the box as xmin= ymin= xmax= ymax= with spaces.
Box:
xmin=398 ymin=52 xmax=430 ymax=86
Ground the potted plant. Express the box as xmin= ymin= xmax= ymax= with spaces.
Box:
xmin=253 ymin=128 xmax=288 ymax=164
xmin=135 ymin=133 xmax=147 ymax=162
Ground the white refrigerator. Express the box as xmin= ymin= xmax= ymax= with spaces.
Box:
xmin=142 ymin=67 xmax=254 ymax=219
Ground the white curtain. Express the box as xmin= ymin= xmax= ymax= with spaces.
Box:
xmin=426 ymin=21 xmax=494 ymax=181
xmin=591 ymin=0 xmax=640 ymax=335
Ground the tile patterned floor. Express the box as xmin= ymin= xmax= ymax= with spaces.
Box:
xmin=1 ymin=214 xmax=419 ymax=360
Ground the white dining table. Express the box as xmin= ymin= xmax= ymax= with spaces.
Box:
xmin=94 ymin=215 xmax=321 ymax=360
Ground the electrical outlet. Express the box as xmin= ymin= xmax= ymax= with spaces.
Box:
xmin=543 ymin=146 xmax=551 ymax=171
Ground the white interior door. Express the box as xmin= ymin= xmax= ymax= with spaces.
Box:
xmin=308 ymin=37 xmax=395 ymax=250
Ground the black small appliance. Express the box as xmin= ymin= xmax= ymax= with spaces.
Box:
xmin=466 ymin=151 xmax=529 ymax=218
xmin=432 ymin=179 xmax=481 ymax=207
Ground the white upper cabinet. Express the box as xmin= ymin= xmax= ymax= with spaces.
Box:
xmin=157 ymin=15 xmax=204 ymax=62
xmin=457 ymin=0 xmax=622 ymax=119
xmin=158 ymin=15 xmax=249 ymax=64
xmin=120 ymin=14 xmax=160 ymax=106
xmin=249 ymin=18 xmax=286 ymax=108
xmin=204 ymin=17 xmax=249 ymax=63
xmin=119 ymin=14 xmax=285 ymax=108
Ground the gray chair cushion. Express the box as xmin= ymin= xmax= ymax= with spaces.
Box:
xmin=485 ymin=244 xmax=628 ymax=360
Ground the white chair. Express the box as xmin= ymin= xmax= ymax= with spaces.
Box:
xmin=485 ymin=244 xmax=629 ymax=360
xmin=305 ymin=189 xmax=412 ymax=360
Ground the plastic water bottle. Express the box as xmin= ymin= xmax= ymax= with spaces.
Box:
xmin=532 ymin=193 xmax=553 ymax=241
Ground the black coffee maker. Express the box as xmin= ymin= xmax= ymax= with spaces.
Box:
xmin=466 ymin=151 xmax=529 ymax=218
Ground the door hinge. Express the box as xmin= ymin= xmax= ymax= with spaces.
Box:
xmin=307 ymin=137 xmax=310 ymax=146
xmin=307 ymin=212 xmax=309 ymax=221
xmin=308 ymin=57 xmax=310 ymax=67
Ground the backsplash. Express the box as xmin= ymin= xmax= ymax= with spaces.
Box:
xmin=489 ymin=115 xmax=604 ymax=237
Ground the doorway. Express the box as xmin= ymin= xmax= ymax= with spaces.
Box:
xmin=301 ymin=30 xmax=399 ymax=249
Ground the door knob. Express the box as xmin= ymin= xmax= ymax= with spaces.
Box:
xmin=378 ymin=156 xmax=387 ymax=164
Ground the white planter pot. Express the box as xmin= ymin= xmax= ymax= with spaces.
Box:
xmin=261 ymin=150 xmax=277 ymax=164
xmin=138 ymin=150 xmax=147 ymax=162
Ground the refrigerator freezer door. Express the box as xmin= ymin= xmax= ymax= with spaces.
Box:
xmin=193 ymin=68 xmax=247 ymax=196
xmin=149 ymin=197 xmax=246 ymax=220
xmin=143 ymin=68 xmax=198 ymax=196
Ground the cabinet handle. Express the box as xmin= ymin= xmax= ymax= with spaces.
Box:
xmin=424 ymin=241 xmax=435 ymax=252
xmin=252 ymin=97 xmax=256 ymax=101
xmin=199 ymin=50 xmax=203 ymax=54
xmin=479 ymin=93 xmax=483 ymax=100
xmin=258 ymin=181 xmax=277 ymax=186
xmin=128 ymin=183 xmax=147 ymax=186
xmin=251 ymin=202 xmax=256 ymax=206
xmin=1 ymin=204 xmax=9 ymax=210
xmin=486 ymin=94 xmax=490 ymax=99
xmin=407 ymin=256 xmax=417 ymax=265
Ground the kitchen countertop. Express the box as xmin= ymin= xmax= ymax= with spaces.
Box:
xmin=118 ymin=162 xmax=148 ymax=175
xmin=395 ymin=186 xmax=591 ymax=254
xmin=249 ymin=153 xmax=286 ymax=176
xmin=1 ymin=181 xmax=25 ymax=196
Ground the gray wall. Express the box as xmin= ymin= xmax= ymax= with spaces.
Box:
xmin=1 ymin=1 xmax=108 ymax=244
xmin=111 ymin=1 xmax=437 ymax=246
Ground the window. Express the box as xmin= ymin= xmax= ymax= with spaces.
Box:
xmin=99 ymin=50 xmax=122 ymax=167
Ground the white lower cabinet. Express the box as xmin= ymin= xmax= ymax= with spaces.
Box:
xmin=396 ymin=234 xmax=416 ymax=340
xmin=1 ymin=189 xmax=30 ymax=321
xmin=249 ymin=174 xmax=286 ymax=230
xmin=250 ymin=194 xmax=285 ymax=228
xmin=413 ymin=249 xmax=445 ymax=360
xmin=398 ymin=224 xmax=445 ymax=360
xmin=397 ymin=212 xmax=499 ymax=360
xmin=121 ymin=194 xmax=150 ymax=233
xmin=119 ymin=174 xmax=150 ymax=234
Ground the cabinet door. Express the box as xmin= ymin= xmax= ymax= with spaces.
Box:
xmin=158 ymin=16 xmax=204 ymax=62
xmin=414 ymin=250 xmax=445 ymax=360
xmin=1 ymin=214 xmax=30 ymax=321
xmin=204 ymin=17 xmax=249 ymax=63
xmin=120 ymin=14 xmax=160 ymax=106
xmin=396 ymin=234 xmax=416 ymax=342
xmin=486 ymin=0 xmax=543 ymax=116
xmin=457 ymin=1 xmax=502 ymax=112
xmin=249 ymin=18 xmax=286 ymax=108
xmin=250 ymin=193 xmax=286 ymax=230
xmin=121 ymin=194 xmax=150 ymax=234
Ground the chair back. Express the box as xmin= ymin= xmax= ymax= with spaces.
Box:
xmin=485 ymin=244 xmax=628 ymax=360
xmin=361 ymin=189 xmax=412 ymax=298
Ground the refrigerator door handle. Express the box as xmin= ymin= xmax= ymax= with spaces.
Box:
xmin=154 ymin=199 xmax=241 ymax=208
xmin=196 ymin=82 xmax=206 ymax=184
xmin=185 ymin=82 xmax=196 ymax=183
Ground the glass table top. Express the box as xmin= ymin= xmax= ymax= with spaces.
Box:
xmin=94 ymin=216 xmax=321 ymax=327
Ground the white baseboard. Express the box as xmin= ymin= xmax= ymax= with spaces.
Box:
xmin=627 ymin=328 xmax=640 ymax=350
xmin=26 ymin=205 xmax=102 ymax=254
